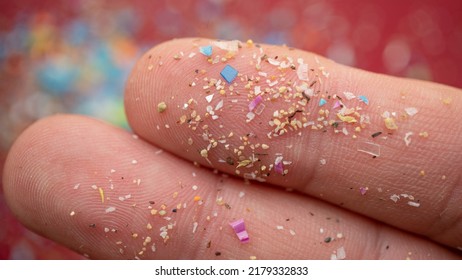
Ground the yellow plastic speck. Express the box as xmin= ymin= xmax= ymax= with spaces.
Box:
xmin=384 ymin=117 xmax=398 ymax=130
xmin=157 ymin=102 xmax=167 ymax=113
xmin=99 ymin=187 xmax=105 ymax=203
xmin=337 ymin=113 xmax=357 ymax=123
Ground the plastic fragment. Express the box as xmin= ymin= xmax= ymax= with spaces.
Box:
xmin=333 ymin=101 xmax=342 ymax=109
xmin=343 ymin=91 xmax=356 ymax=100
xmin=199 ymin=45 xmax=212 ymax=56
xmin=404 ymin=107 xmax=418 ymax=116
xmin=319 ymin=98 xmax=327 ymax=107
xmin=205 ymin=94 xmax=214 ymax=103
xmin=221 ymin=65 xmax=238 ymax=84
xmin=404 ymin=132 xmax=413 ymax=146
xmin=408 ymin=201 xmax=421 ymax=207
xmin=384 ymin=117 xmax=398 ymax=130
xmin=358 ymin=95 xmax=369 ymax=105
xmin=297 ymin=63 xmax=309 ymax=81
xmin=157 ymin=102 xmax=167 ymax=113
xmin=214 ymin=40 xmax=239 ymax=52
xmin=274 ymin=156 xmax=284 ymax=174
xmin=249 ymin=95 xmax=263 ymax=111
xmin=357 ymin=142 xmax=380 ymax=157
xmin=229 ymin=218 xmax=249 ymax=243
xmin=337 ymin=113 xmax=357 ymax=123
xmin=336 ymin=246 xmax=346 ymax=260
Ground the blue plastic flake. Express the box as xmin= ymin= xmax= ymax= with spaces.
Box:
xmin=199 ymin=45 xmax=212 ymax=56
xmin=319 ymin=98 xmax=327 ymax=107
xmin=220 ymin=65 xmax=238 ymax=84
xmin=358 ymin=95 xmax=369 ymax=105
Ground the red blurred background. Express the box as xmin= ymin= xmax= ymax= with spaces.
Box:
xmin=1 ymin=0 xmax=461 ymax=259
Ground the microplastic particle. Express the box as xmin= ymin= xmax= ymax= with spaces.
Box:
xmin=390 ymin=194 xmax=400 ymax=203
xmin=214 ymin=40 xmax=239 ymax=52
xmin=254 ymin=103 xmax=266 ymax=115
xmin=407 ymin=201 xmax=421 ymax=207
xmin=98 ymin=187 xmax=105 ymax=203
xmin=358 ymin=95 xmax=369 ymax=105
xmin=359 ymin=187 xmax=368 ymax=195
xmin=249 ymin=95 xmax=263 ymax=111
xmin=319 ymin=98 xmax=327 ymax=106
xmin=404 ymin=107 xmax=418 ymax=116
xmin=192 ymin=222 xmax=198 ymax=233
xmin=343 ymin=91 xmax=356 ymax=100
xmin=297 ymin=63 xmax=309 ymax=81
xmin=384 ymin=117 xmax=398 ymax=130
xmin=205 ymin=94 xmax=214 ymax=103
xmin=332 ymin=101 xmax=342 ymax=109
xmin=404 ymin=132 xmax=413 ymax=146
xmin=229 ymin=218 xmax=249 ymax=243
xmin=157 ymin=102 xmax=167 ymax=113
xmin=357 ymin=142 xmax=381 ymax=157
xmin=221 ymin=65 xmax=238 ymax=84
xmin=199 ymin=45 xmax=212 ymax=56
xmin=105 ymin=207 xmax=116 ymax=213
xmin=336 ymin=246 xmax=346 ymax=260
xmin=371 ymin=131 xmax=382 ymax=138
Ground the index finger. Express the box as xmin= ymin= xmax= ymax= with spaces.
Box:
xmin=124 ymin=38 xmax=462 ymax=249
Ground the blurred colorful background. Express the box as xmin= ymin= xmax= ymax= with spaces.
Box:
xmin=1 ymin=0 xmax=461 ymax=259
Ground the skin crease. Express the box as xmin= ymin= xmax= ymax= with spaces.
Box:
xmin=2 ymin=38 xmax=461 ymax=259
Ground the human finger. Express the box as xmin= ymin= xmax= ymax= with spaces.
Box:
xmin=3 ymin=115 xmax=458 ymax=259
xmin=125 ymin=38 xmax=462 ymax=249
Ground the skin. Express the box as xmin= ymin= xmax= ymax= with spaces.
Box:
xmin=3 ymin=38 xmax=462 ymax=259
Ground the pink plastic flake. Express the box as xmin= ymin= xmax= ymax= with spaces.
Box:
xmin=333 ymin=100 xmax=342 ymax=109
xmin=249 ymin=95 xmax=263 ymax=111
xmin=229 ymin=218 xmax=249 ymax=243
xmin=274 ymin=156 xmax=284 ymax=174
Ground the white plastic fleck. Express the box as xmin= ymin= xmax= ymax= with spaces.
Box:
xmin=215 ymin=100 xmax=224 ymax=111
xmin=404 ymin=132 xmax=413 ymax=146
xmin=214 ymin=40 xmax=239 ymax=52
xmin=336 ymin=246 xmax=346 ymax=260
xmin=246 ymin=111 xmax=255 ymax=121
xmin=408 ymin=201 xmax=421 ymax=207
xmin=205 ymin=94 xmax=214 ymax=103
xmin=297 ymin=63 xmax=309 ymax=81
xmin=343 ymin=91 xmax=356 ymax=100
xmin=390 ymin=194 xmax=400 ymax=203
xmin=192 ymin=222 xmax=198 ymax=233
xmin=405 ymin=107 xmax=418 ymax=116
xmin=105 ymin=207 xmax=116 ymax=213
